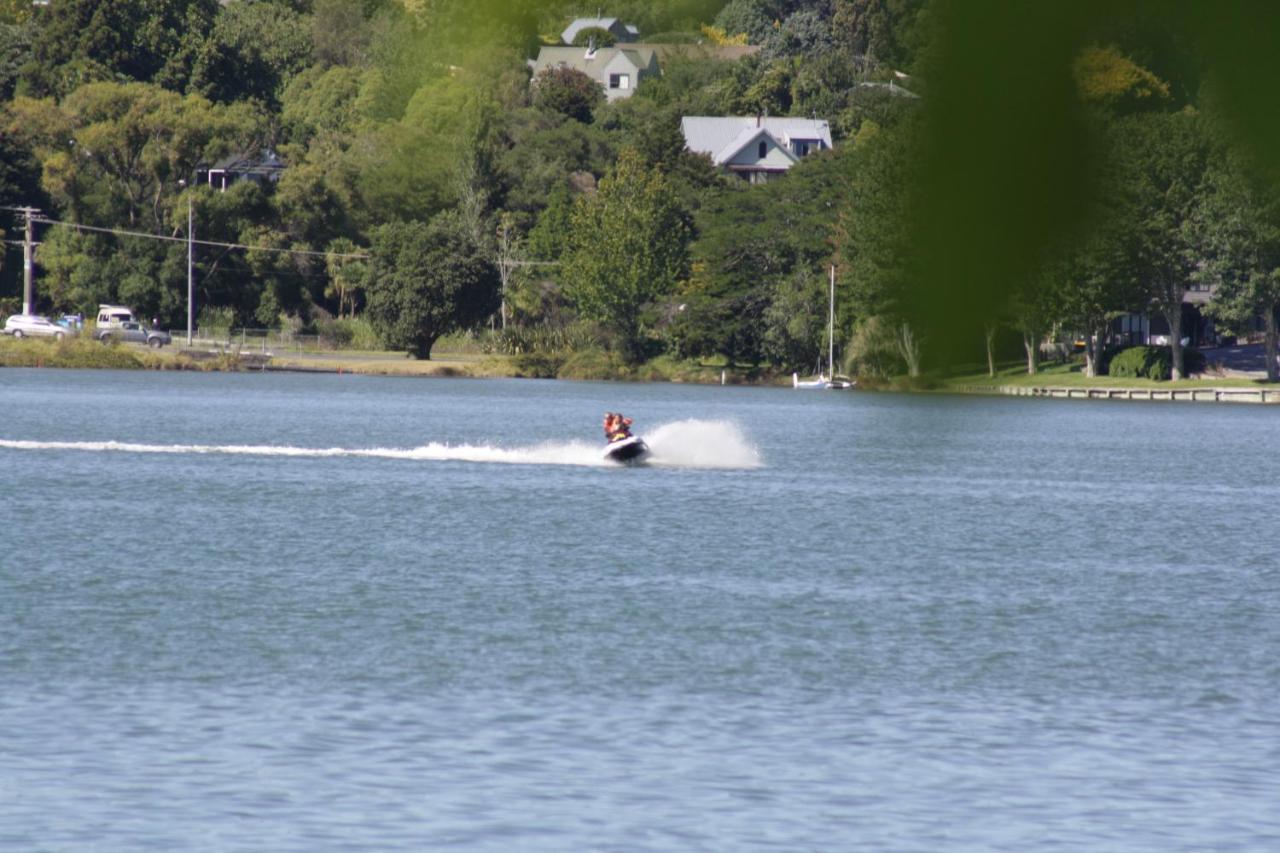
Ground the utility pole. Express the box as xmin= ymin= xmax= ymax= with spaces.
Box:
xmin=187 ymin=192 xmax=194 ymax=346
xmin=179 ymin=180 xmax=193 ymax=345
xmin=21 ymin=207 xmax=38 ymax=315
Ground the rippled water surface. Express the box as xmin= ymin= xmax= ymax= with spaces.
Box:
xmin=2 ymin=368 xmax=1278 ymax=850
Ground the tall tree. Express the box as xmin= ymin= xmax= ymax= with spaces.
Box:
xmin=1201 ymin=145 xmax=1280 ymax=382
xmin=18 ymin=0 xmax=218 ymax=97
xmin=188 ymin=0 xmax=313 ymax=107
xmin=562 ymin=148 xmax=688 ymax=363
xmin=841 ymin=118 xmax=924 ymax=375
xmin=364 ymin=212 xmax=500 ymax=359
xmin=1111 ymin=109 xmax=1212 ymax=379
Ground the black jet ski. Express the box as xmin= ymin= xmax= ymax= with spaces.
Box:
xmin=603 ymin=434 xmax=650 ymax=464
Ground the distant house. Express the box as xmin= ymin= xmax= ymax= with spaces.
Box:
xmin=561 ymin=17 xmax=640 ymax=45
xmin=531 ymin=45 xmax=660 ymax=101
xmin=196 ymin=150 xmax=286 ymax=192
xmin=680 ymin=116 xmax=833 ymax=184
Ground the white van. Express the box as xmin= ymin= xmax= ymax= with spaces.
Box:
xmin=96 ymin=304 xmax=135 ymax=329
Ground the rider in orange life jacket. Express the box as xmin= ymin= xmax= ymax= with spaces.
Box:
xmin=603 ymin=412 xmax=633 ymax=442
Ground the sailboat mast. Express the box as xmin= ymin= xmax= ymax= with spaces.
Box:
xmin=828 ymin=264 xmax=835 ymax=377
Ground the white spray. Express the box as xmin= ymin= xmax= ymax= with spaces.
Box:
xmin=0 ymin=419 xmax=762 ymax=470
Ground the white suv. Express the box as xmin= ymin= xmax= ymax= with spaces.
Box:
xmin=3 ymin=314 xmax=74 ymax=340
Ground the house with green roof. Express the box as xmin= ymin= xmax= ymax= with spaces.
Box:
xmin=530 ymin=45 xmax=660 ymax=101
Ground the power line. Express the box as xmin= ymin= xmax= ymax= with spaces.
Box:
xmin=30 ymin=215 xmax=370 ymax=260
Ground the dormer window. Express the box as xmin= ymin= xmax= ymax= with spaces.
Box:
xmin=609 ymin=73 xmax=630 ymax=90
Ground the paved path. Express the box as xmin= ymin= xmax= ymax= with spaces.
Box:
xmin=1202 ymin=342 xmax=1276 ymax=378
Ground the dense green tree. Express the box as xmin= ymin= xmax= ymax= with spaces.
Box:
xmin=562 ymin=148 xmax=689 ymax=363
xmin=496 ymin=108 xmax=613 ymax=214
xmin=1111 ymin=109 xmax=1212 ymax=379
xmin=713 ymin=0 xmax=775 ymax=44
xmin=531 ymin=66 xmax=603 ymax=124
xmin=312 ymin=0 xmax=377 ymax=68
xmin=279 ymin=65 xmax=364 ymax=147
xmin=841 ymin=119 xmax=924 ymax=374
xmin=364 ymin=212 xmax=500 ymax=358
xmin=1072 ymin=44 xmax=1171 ymax=116
xmin=672 ymin=146 xmax=847 ymax=366
xmin=189 ymin=0 xmax=313 ymax=107
xmin=832 ymin=0 xmax=928 ymax=71
xmin=6 ymin=81 xmax=261 ymax=229
xmin=1201 ymin=146 xmax=1280 ymax=382
xmin=0 ymin=20 xmax=31 ymax=98
xmin=18 ymin=0 xmax=217 ymax=97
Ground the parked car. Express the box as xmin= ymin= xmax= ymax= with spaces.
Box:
xmin=96 ymin=321 xmax=171 ymax=348
xmin=3 ymin=314 xmax=76 ymax=340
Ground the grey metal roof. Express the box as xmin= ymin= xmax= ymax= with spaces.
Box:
xmin=562 ymin=17 xmax=639 ymax=44
xmin=680 ymin=117 xmax=833 ymax=162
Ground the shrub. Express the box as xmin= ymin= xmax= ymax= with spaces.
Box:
xmin=1108 ymin=346 xmax=1204 ymax=380
xmin=1109 ymin=346 xmax=1168 ymax=380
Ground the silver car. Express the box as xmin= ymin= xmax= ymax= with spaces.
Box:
xmin=97 ymin=321 xmax=171 ymax=348
xmin=3 ymin=314 xmax=76 ymax=340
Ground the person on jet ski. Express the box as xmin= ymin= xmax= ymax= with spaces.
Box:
xmin=603 ymin=412 xmax=633 ymax=442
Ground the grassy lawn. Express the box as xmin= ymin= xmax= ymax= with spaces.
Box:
xmin=937 ymin=359 xmax=1270 ymax=390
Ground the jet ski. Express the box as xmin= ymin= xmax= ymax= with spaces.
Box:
xmin=603 ymin=434 xmax=650 ymax=464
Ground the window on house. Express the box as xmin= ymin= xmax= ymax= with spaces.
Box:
xmin=609 ymin=73 xmax=629 ymax=89
xmin=758 ymin=141 xmax=768 ymax=159
xmin=795 ymin=142 xmax=809 ymax=156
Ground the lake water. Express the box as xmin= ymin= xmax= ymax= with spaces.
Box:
xmin=2 ymin=368 xmax=1278 ymax=851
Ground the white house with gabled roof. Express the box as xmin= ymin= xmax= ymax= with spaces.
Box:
xmin=680 ymin=116 xmax=833 ymax=183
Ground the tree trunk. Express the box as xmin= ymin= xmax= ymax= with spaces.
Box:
xmin=1165 ymin=303 xmax=1185 ymax=380
xmin=1266 ymin=308 xmax=1279 ymax=383
xmin=1022 ymin=332 xmax=1039 ymax=375
xmin=984 ymin=323 xmax=997 ymax=377
xmin=410 ymin=334 xmax=438 ymax=360
xmin=1084 ymin=327 xmax=1105 ymax=378
xmin=897 ymin=322 xmax=921 ymax=377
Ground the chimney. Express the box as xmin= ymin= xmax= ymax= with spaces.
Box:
xmin=585 ymin=35 xmax=596 ymax=59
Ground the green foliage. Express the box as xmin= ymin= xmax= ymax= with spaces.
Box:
xmin=713 ymin=0 xmax=774 ymax=45
xmin=189 ymin=0 xmax=314 ymax=107
xmin=1073 ymin=45 xmax=1171 ymax=115
xmin=8 ymin=80 xmax=262 ymax=229
xmin=531 ymin=66 xmax=603 ymax=123
xmin=1109 ymin=345 xmax=1169 ymax=380
xmin=311 ymin=0 xmax=377 ymax=68
xmin=832 ymin=0 xmax=929 ymax=70
xmin=562 ymin=148 xmax=689 ymax=363
xmin=1109 ymin=346 xmax=1206 ymax=380
xmin=280 ymin=65 xmax=364 ymax=146
xmin=844 ymin=314 xmax=905 ymax=379
xmin=18 ymin=0 xmax=219 ymax=97
xmin=0 ymin=20 xmax=32 ymax=99
xmin=0 ymin=335 xmax=143 ymax=369
xmin=364 ymin=212 xmax=500 ymax=358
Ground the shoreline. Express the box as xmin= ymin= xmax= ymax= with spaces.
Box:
xmin=6 ymin=339 xmax=1280 ymax=400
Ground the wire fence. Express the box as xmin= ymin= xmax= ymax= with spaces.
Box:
xmin=184 ymin=328 xmax=366 ymax=354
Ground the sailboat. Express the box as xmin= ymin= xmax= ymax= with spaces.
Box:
xmin=793 ymin=265 xmax=855 ymax=389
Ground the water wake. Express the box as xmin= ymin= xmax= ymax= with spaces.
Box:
xmin=0 ymin=420 xmax=761 ymax=470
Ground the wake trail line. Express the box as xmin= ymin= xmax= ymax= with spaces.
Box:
xmin=0 ymin=420 xmax=762 ymax=470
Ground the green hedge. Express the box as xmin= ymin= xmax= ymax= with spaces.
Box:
xmin=1109 ymin=346 xmax=1207 ymax=380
